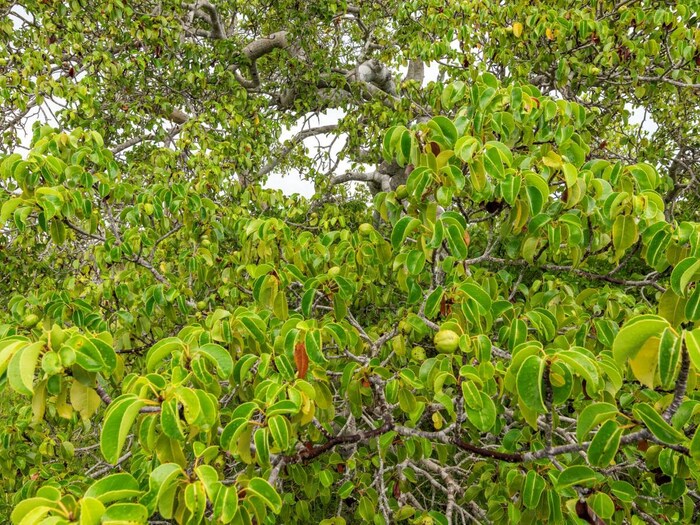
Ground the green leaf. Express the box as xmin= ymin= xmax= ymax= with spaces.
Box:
xmin=612 ymin=315 xmax=669 ymax=365
xmin=627 ymin=336 xmax=660 ymax=388
xmin=645 ymin=227 xmax=671 ymax=268
xmin=267 ymin=415 xmax=291 ymax=451
xmin=305 ymin=329 xmax=326 ymax=364
xmin=428 ymin=117 xmax=458 ymax=146
xmin=632 ymin=403 xmax=686 ymax=445
xmin=455 ymin=136 xmax=480 ymax=163
xmin=609 ymin=480 xmax=637 ymax=502
xmin=8 ymin=341 xmax=42 ymax=395
xmin=577 ymin=402 xmax=619 ymax=443
xmin=70 ymin=381 xmax=102 ymax=420
xmin=160 ymin=397 xmax=186 ymax=440
xmin=671 ymin=257 xmax=700 ymax=297
xmin=196 ymin=343 xmax=234 ymax=378
xmin=0 ymin=197 xmax=24 ymax=225
xmin=174 ymin=386 xmax=202 ymax=426
xmin=612 ymin=215 xmax=638 ymax=253
xmin=685 ymin=286 xmax=700 ymax=322
xmin=588 ymin=492 xmax=615 ymax=520
xmin=406 ymin=249 xmax=426 ymax=275
xmin=79 ymin=497 xmax=106 ymax=525
xmin=65 ymin=335 xmax=106 ymax=372
xmin=391 ymin=216 xmax=421 ymax=250
xmin=465 ymin=391 xmax=496 ymax=432
xmin=459 ymin=282 xmax=492 ymax=313
xmin=690 ymin=425 xmax=700 ymax=464
xmin=10 ymin=498 xmax=59 ymax=525
xmin=522 ymin=470 xmax=545 ymax=509
xmin=101 ymin=503 xmax=148 ymax=524
xmin=445 ymin=223 xmax=468 ymax=259
xmin=685 ymin=329 xmax=700 ymax=371
xmin=145 ymin=337 xmax=186 ymax=372
xmin=658 ymin=328 xmax=681 ymax=388
xmin=483 ymin=145 xmax=505 ymax=180
xmin=84 ymin=473 xmax=141 ymax=504
xmin=147 ymin=463 xmax=185 ymax=504
xmin=184 ymin=481 xmax=206 ymax=524
xmin=213 ymin=486 xmax=239 ymax=524
xmin=424 ymin=286 xmax=444 ymax=319
xmin=100 ymin=394 xmax=146 ymax=464
xmin=556 ymin=466 xmax=598 ymax=489
xmin=556 ymin=348 xmax=600 ymax=389
xmin=266 ymin=399 xmax=299 ymax=417
xmin=500 ymin=173 xmax=521 ymax=205
xmin=233 ymin=354 xmax=258 ymax=385
xmin=254 ymin=427 xmax=270 ymax=466
xmin=658 ymin=290 xmax=687 ymax=327
xmin=587 ymin=419 xmax=622 ymax=467
xmin=246 ymin=478 xmax=282 ymax=514
xmin=516 ymin=355 xmax=546 ymax=412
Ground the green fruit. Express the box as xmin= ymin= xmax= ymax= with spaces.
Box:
xmin=328 ymin=266 xmax=341 ymax=277
xmin=144 ymin=203 xmax=155 ymax=215
xmin=434 ymin=329 xmax=460 ymax=353
xmin=197 ymin=301 xmax=207 ymax=310
xmin=395 ymin=184 xmax=408 ymax=199
xmin=411 ymin=346 xmax=426 ymax=362
xmin=22 ymin=313 xmax=40 ymax=328
xmin=359 ymin=223 xmax=374 ymax=236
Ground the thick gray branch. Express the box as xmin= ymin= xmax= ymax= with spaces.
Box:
xmin=330 ymin=171 xmax=392 ymax=192
xmin=351 ymin=59 xmax=397 ymax=96
xmin=233 ymin=31 xmax=291 ymax=89
xmin=403 ymin=59 xmax=424 ymax=85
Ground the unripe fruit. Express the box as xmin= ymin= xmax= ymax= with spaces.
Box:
xmin=196 ymin=301 xmax=207 ymax=310
xmin=395 ymin=184 xmax=408 ymax=199
xmin=358 ymin=223 xmax=374 ymax=236
xmin=434 ymin=329 xmax=460 ymax=353
xmin=328 ymin=266 xmax=341 ymax=277
xmin=22 ymin=313 xmax=40 ymax=328
xmin=411 ymin=346 xmax=426 ymax=362
xmin=144 ymin=203 xmax=154 ymax=215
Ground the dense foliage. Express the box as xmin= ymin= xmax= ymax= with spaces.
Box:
xmin=2 ymin=1 xmax=700 ymax=524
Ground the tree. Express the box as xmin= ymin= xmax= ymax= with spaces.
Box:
xmin=1 ymin=0 xmax=700 ymax=523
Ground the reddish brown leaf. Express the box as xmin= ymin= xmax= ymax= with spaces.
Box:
xmin=294 ymin=341 xmax=309 ymax=379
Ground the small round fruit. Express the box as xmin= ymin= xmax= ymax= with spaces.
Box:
xmin=22 ymin=313 xmax=40 ymax=328
xmin=434 ymin=329 xmax=460 ymax=354
xmin=144 ymin=203 xmax=155 ymax=216
xmin=328 ymin=266 xmax=341 ymax=277
xmin=411 ymin=346 xmax=426 ymax=362
xmin=395 ymin=184 xmax=408 ymax=199
xmin=358 ymin=223 xmax=374 ymax=236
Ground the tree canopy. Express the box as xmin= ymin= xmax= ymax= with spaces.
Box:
xmin=1 ymin=1 xmax=700 ymax=524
